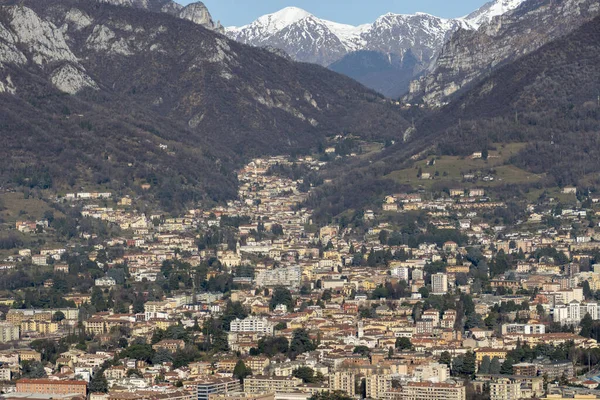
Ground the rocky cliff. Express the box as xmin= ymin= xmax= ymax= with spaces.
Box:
xmin=405 ymin=0 xmax=600 ymax=107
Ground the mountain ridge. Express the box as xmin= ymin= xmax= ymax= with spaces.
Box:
xmin=224 ymin=0 xmax=527 ymax=97
xmin=0 ymin=0 xmax=408 ymax=212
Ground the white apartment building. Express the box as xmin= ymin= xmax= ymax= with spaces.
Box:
xmin=431 ymin=273 xmax=448 ymax=295
xmin=0 ymin=323 xmax=19 ymax=343
xmin=501 ymin=323 xmax=545 ymax=335
xmin=553 ymin=301 xmax=600 ymax=324
xmin=255 ymin=266 xmax=301 ymax=288
xmin=230 ymin=316 xmax=274 ymax=335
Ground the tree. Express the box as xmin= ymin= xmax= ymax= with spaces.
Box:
xmin=395 ymin=337 xmax=413 ymax=350
xmin=439 ymin=351 xmax=452 ymax=367
xmin=581 ymin=313 xmax=594 ymax=338
xmin=353 ymin=346 xmax=371 ymax=357
xmin=52 ymin=311 xmax=65 ymax=322
xmin=462 ymin=351 xmax=476 ymax=377
xmin=500 ymin=358 xmax=514 ymax=375
xmin=21 ymin=360 xmax=47 ymax=378
xmin=479 ymin=356 xmax=491 ymax=374
xmin=233 ymin=360 xmax=251 ymax=382
xmin=270 ymin=287 xmax=293 ymax=311
xmin=152 ymin=348 xmax=173 ymax=365
xmin=91 ymin=287 xmax=107 ymax=312
xmin=89 ymin=372 xmax=108 ymax=393
xmin=309 ymin=392 xmax=354 ymax=400
xmin=293 ymin=366 xmax=316 ymax=383
xmin=119 ymin=344 xmax=155 ymax=363
xmin=257 ymin=336 xmax=289 ymax=357
xmin=289 ymin=328 xmax=315 ymax=359
xmin=490 ymin=357 xmax=501 ymax=374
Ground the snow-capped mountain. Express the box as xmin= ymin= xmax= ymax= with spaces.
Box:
xmin=462 ymin=0 xmax=527 ymax=27
xmin=226 ymin=1 xmax=528 ymax=67
xmin=226 ymin=7 xmax=367 ymax=65
xmin=225 ymin=0 xmax=528 ymax=96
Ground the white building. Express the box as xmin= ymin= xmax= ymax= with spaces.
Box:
xmin=255 ymin=266 xmax=301 ymax=288
xmin=501 ymin=323 xmax=545 ymax=335
xmin=553 ymin=301 xmax=600 ymax=325
xmin=230 ymin=316 xmax=274 ymax=335
xmin=431 ymin=273 xmax=448 ymax=295
xmin=95 ymin=277 xmax=117 ymax=287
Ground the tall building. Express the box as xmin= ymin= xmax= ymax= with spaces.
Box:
xmin=365 ymin=374 xmax=392 ymax=399
xmin=255 ymin=266 xmax=301 ymax=288
xmin=431 ymin=273 xmax=448 ymax=295
xmin=329 ymin=372 xmax=355 ymax=396
xmin=489 ymin=379 xmax=521 ymax=400
xmin=230 ymin=317 xmax=274 ymax=335
xmin=0 ymin=322 xmax=19 ymax=343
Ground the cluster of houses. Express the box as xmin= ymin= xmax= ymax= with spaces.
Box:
xmin=4 ymin=157 xmax=600 ymax=400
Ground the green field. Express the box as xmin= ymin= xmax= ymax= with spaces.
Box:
xmin=0 ymin=191 xmax=63 ymax=224
xmin=385 ymin=143 xmax=543 ymax=189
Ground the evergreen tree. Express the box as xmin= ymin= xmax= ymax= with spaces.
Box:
xmin=152 ymin=348 xmax=173 ymax=365
xmin=580 ymin=313 xmax=594 ymax=338
xmin=500 ymin=358 xmax=515 ymax=375
xmin=439 ymin=351 xmax=452 ymax=367
xmin=479 ymin=356 xmax=491 ymax=374
xmin=395 ymin=337 xmax=413 ymax=350
xmin=89 ymin=372 xmax=108 ymax=393
xmin=462 ymin=351 xmax=476 ymax=377
xmin=293 ymin=366 xmax=316 ymax=383
xmin=490 ymin=357 xmax=501 ymax=374
xmin=233 ymin=360 xmax=251 ymax=382
xmin=289 ymin=328 xmax=316 ymax=359
xmin=270 ymin=287 xmax=293 ymax=311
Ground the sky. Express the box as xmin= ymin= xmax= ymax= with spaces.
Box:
xmin=184 ymin=0 xmax=491 ymax=27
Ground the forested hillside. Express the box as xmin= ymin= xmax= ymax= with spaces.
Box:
xmin=0 ymin=0 xmax=408 ymax=212
xmin=309 ymin=15 xmax=600 ymax=221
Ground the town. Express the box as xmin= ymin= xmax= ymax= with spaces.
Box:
xmin=1 ymin=154 xmax=600 ymax=400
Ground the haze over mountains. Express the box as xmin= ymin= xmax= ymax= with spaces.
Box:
xmin=225 ymin=0 xmax=528 ymax=97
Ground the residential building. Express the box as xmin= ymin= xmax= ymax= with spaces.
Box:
xmin=16 ymin=379 xmax=87 ymax=396
xmin=0 ymin=322 xmax=19 ymax=343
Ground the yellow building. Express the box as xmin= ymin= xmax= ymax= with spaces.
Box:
xmin=475 ymin=349 xmax=508 ymax=363
xmin=244 ymin=376 xmax=301 ymax=394
xmin=329 ymin=371 xmax=355 ymax=396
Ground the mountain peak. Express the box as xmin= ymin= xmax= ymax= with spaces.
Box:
xmin=253 ymin=6 xmax=313 ymax=31
xmin=178 ymin=1 xmax=223 ymax=32
xmin=463 ymin=0 xmax=527 ymax=28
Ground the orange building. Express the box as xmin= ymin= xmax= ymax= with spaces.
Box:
xmin=16 ymin=379 xmax=87 ymax=396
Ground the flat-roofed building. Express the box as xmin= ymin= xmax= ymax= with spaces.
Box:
xmin=0 ymin=322 xmax=19 ymax=343
xmin=244 ymin=376 xmax=302 ymax=394
xmin=399 ymin=382 xmax=466 ymax=400
xmin=186 ymin=377 xmax=241 ymax=400
xmin=16 ymin=379 xmax=87 ymax=396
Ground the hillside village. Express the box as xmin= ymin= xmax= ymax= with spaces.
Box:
xmin=2 ymin=156 xmax=600 ymax=400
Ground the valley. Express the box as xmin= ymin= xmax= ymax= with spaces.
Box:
xmin=0 ymin=1 xmax=600 ymax=400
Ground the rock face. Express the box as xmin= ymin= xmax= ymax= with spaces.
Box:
xmin=405 ymin=0 xmax=600 ymax=107
xmin=97 ymin=0 xmax=223 ymax=32
xmin=50 ymin=64 xmax=99 ymax=94
xmin=0 ymin=0 xmax=407 ymax=202
xmin=178 ymin=2 xmax=223 ymax=33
